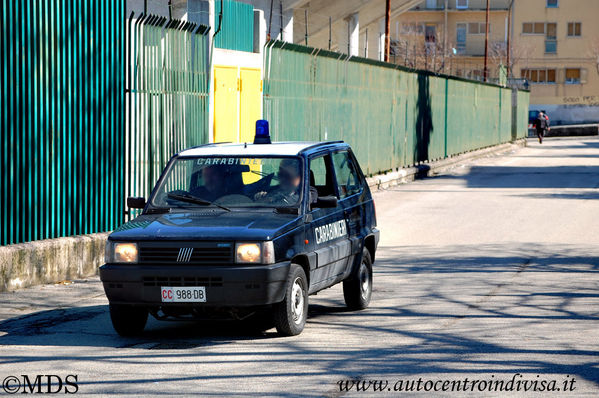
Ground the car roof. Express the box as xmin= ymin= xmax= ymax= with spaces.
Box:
xmin=178 ymin=141 xmax=346 ymax=157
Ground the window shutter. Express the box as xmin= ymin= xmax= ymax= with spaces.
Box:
xmin=581 ymin=68 xmax=588 ymax=84
xmin=557 ymin=68 xmax=565 ymax=84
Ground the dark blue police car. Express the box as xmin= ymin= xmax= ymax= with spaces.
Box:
xmin=100 ymin=121 xmax=379 ymax=336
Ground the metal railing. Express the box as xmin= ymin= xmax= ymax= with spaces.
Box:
xmin=124 ymin=14 xmax=210 ymax=220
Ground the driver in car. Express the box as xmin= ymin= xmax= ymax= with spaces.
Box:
xmin=255 ymin=159 xmax=317 ymax=206
xmin=191 ymin=165 xmax=226 ymax=202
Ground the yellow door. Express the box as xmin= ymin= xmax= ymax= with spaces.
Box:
xmin=214 ymin=66 xmax=239 ymax=143
xmin=239 ymin=68 xmax=262 ymax=144
xmin=239 ymin=68 xmax=262 ymax=183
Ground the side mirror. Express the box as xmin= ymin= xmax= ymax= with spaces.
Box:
xmin=127 ymin=197 xmax=146 ymax=209
xmin=312 ymin=196 xmax=338 ymax=209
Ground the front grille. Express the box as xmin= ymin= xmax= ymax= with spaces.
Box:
xmin=138 ymin=244 xmax=233 ymax=265
xmin=143 ymin=276 xmax=223 ymax=287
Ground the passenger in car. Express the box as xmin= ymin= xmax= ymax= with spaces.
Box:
xmin=192 ymin=165 xmax=226 ymax=202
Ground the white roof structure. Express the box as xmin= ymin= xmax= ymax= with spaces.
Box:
xmin=178 ymin=142 xmax=323 ymax=157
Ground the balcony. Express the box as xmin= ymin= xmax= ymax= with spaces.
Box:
xmin=411 ymin=0 xmax=510 ymax=11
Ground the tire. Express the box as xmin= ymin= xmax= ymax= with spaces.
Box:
xmin=109 ymin=304 xmax=148 ymax=337
xmin=343 ymin=249 xmax=373 ymax=310
xmin=274 ymin=264 xmax=308 ymax=336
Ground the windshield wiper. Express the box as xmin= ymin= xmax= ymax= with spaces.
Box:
xmin=145 ymin=206 xmax=172 ymax=214
xmin=274 ymin=206 xmax=299 ymax=215
xmin=167 ymin=192 xmax=231 ymax=212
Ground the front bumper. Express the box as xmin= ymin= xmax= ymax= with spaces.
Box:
xmin=99 ymin=261 xmax=291 ymax=307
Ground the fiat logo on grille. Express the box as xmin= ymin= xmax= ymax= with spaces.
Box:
xmin=177 ymin=248 xmax=194 ymax=262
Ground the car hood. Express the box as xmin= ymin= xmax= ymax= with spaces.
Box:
xmin=109 ymin=210 xmax=302 ymax=241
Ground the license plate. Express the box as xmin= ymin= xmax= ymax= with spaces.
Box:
xmin=161 ymin=286 xmax=206 ymax=303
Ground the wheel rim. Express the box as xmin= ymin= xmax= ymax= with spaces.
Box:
xmin=291 ymin=277 xmax=305 ymax=325
xmin=359 ymin=262 xmax=371 ymax=298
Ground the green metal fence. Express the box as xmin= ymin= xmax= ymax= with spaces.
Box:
xmin=214 ymin=0 xmax=254 ymax=53
xmin=1 ymin=0 xmax=125 ymax=246
xmin=125 ymin=15 xmax=210 ymax=220
xmin=517 ymin=90 xmax=530 ymax=138
xmin=263 ymin=41 xmax=530 ymax=176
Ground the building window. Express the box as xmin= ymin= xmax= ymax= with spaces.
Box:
xmin=523 ymin=22 xmax=546 ymax=34
xmin=545 ymin=23 xmax=557 ymax=53
xmin=545 ymin=40 xmax=557 ymax=53
xmin=546 ymin=23 xmax=556 ymax=39
xmin=425 ymin=25 xmax=437 ymax=43
xmin=401 ymin=23 xmax=424 ymax=35
xmin=456 ymin=0 xmax=468 ymax=9
xmin=567 ymin=22 xmax=581 ymax=37
xmin=468 ymin=22 xmax=489 ymax=35
xmin=426 ymin=0 xmax=441 ymax=9
xmin=565 ymin=68 xmax=581 ymax=84
xmin=456 ymin=23 xmax=467 ymax=54
xmin=546 ymin=0 xmax=558 ymax=7
xmin=521 ymin=68 xmax=557 ymax=84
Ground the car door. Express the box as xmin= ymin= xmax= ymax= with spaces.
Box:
xmin=306 ymin=153 xmax=351 ymax=293
xmin=331 ymin=150 xmax=365 ymax=277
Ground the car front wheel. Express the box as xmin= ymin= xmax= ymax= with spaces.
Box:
xmin=273 ymin=264 xmax=308 ymax=336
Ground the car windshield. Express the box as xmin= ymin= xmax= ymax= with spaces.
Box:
xmin=150 ymin=156 xmax=304 ymax=209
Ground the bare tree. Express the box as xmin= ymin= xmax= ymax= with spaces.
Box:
xmin=392 ymin=25 xmax=448 ymax=74
xmin=505 ymin=42 xmax=535 ymax=78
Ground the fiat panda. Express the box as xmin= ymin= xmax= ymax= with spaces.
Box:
xmin=100 ymin=121 xmax=379 ymax=336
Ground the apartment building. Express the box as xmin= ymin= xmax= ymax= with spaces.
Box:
xmin=396 ymin=0 xmax=599 ymax=124
xmin=391 ymin=0 xmax=511 ymax=80
xmin=512 ymin=0 xmax=599 ymax=124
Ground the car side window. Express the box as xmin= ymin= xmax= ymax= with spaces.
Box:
xmin=309 ymin=154 xmax=336 ymax=198
xmin=332 ymin=151 xmax=361 ymax=199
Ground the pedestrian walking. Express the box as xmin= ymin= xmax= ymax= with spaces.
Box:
xmin=535 ymin=111 xmax=548 ymax=144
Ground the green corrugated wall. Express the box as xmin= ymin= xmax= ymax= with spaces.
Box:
xmin=214 ymin=0 xmax=254 ymax=52
xmin=263 ymin=41 xmax=530 ymax=176
xmin=1 ymin=0 xmax=125 ymax=246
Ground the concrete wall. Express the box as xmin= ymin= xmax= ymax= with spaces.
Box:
xmin=530 ymin=104 xmax=599 ymax=126
xmin=0 ymin=233 xmax=109 ymax=292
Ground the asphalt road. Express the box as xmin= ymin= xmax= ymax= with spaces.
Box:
xmin=1 ymin=137 xmax=598 ymax=397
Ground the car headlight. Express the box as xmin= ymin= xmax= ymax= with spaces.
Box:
xmin=106 ymin=242 xmax=138 ymax=263
xmin=235 ymin=242 xmax=275 ymax=264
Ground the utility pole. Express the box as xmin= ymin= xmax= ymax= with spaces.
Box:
xmin=279 ymin=1 xmax=283 ymax=40
xmin=506 ymin=0 xmax=514 ymax=78
xmin=328 ymin=17 xmax=332 ymax=50
xmin=384 ymin=0 xmax=391 ymax=62
xmin=305 ymin=9 xmax=308 ymax=45
xmin=483 ymin=0 xmax=490 ymax=82
xmin=443 ymin=0 xmax=448 ymax=73
xmin=267 ymin=0 xmax=273 ymax=41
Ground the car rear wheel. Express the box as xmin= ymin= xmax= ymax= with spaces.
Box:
xmin=343 ymin=249 xmax=373 ymax=310
xmin=273 ymin=264 xmax=308 ymax=336
xmin=109 ymin=304 xmax=148 ymax=337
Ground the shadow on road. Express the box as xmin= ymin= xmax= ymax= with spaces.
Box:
xmin=450 ymin=166 xmax=599 ymax=189
xmin=0 ymin=243 xmax=597 ymax=389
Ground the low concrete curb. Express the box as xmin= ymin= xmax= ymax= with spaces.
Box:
xmin=0 ymin=139 xmax=526 ymax=292
xmin=366 ymin=139 xmax=527 ymax=191
xmin=0 ymin=232 xmax=109 ymax=292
